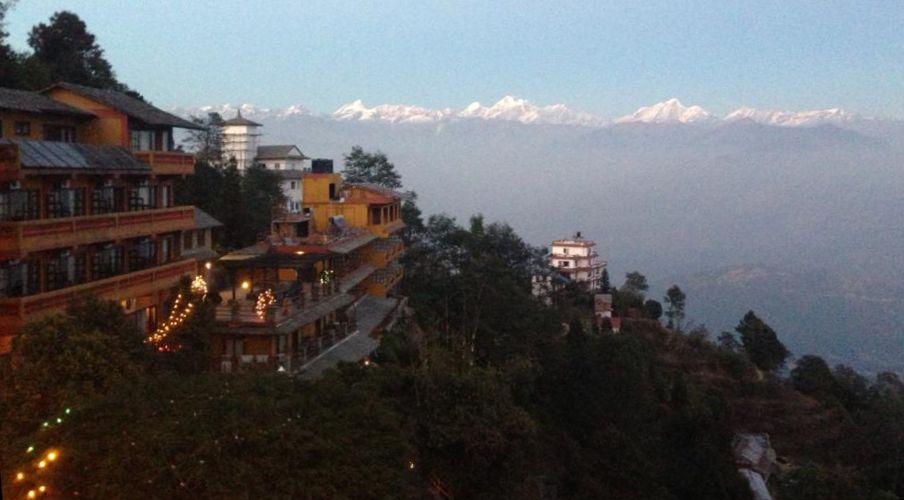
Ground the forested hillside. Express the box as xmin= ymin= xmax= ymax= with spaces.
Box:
xmin=2 ymin=213 xmax=902 ymax=499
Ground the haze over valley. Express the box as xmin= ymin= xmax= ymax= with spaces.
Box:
xmin=181 ymin=97 xmax=904 ymax=372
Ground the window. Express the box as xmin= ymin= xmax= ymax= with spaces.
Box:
xmin=92 ymin=184 xmax=122 ymax=214
xmin=275 ymin=163 xmax=281 ymax=170
xmin=0 ymin=190 xmax=40 ymax=221
xmin=562 ymin=247 xmax=569 ymax=254
xmin=183 ymin=231 xmax=194 ymax=250
xmin=560 ymin=261 xmax=570 ymax=268
xmin=290 ymin=181 xmax=297 ymax=190
xmin=14 ymin=121 xmax=30 ymax=136
xmin=92 ymin=244 xmax=123 ymax=279
xmin=46 ymin=186 xmax=85 ymax=218
xmin=196 ymin=229 xmax=207 ymax=248
xmin=43 ymin=124 xmax=76 ymax=142
xmin=128 ymin=183 xmax=157 ymax=211
xmin=0 ymin=261 xmax=32 ymax=297
xmin=128 ymin=238 xmax=157 ymax=271
xmin=46 ymin=251 xmax=86 ymax=291
xmin=160 ymin=235 xmax=174 ymax=264
xmin=130 ymin=129 xmax=154 ymax=151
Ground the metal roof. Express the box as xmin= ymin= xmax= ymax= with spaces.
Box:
xmin=193 ymin=207 xmax=223 ymax=229
xmin=256 ymin=145 xmax=307 ymax=160
xmin=222 ymin=110 xmax=262 ymax=127
xmin=43 ymin=82 xmax=203 ymax=130
xmin=2 ymin=138 xmax=150 ymax=172
xmin=0 ymin=87 xmax=95 ymax=117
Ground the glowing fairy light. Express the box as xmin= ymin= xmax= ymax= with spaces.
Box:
xmin=191 ymin=275 xmax=208 ymax=295
xmin=255 ymin=289 xmax=275 ymax=319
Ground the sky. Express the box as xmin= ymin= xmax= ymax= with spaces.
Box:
xmin=5 ymin=0 xmax=904 ymax=119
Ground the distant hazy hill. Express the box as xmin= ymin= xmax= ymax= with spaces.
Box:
xmin=679 ymin=265 xmax=904 ymax=374
xmin=179 ymin=101 xmax=904 ymax=372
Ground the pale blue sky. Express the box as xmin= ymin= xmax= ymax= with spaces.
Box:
xmin=5 ymin=0 xmax=903 ymax=118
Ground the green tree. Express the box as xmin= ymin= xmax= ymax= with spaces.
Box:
xmin=239 ymin=162 xmax=285 ymax=246
xmin=342 ymin=145 xmax=402 ymax=189
xmin=644 ymin=299 xmax=663 ymax=321
xmin=0 ymin=297 xmax=149 ymax=438
xmin=664 ymin=285 xmax=687 ymax=331
xmin=26 ymin=11 xmax=125 ymax=90
xmin=623 ymin=271 xmax=649 ymax=294
xmin=791 ymin=355 xmax=838 ymax=398
xmin=0 ymin=0 xmax=20 ymax=87
xmin=717 ymin=331 xmax=741 ymax=352
xmin=736 ymin=310 xmax=789 ymax=372
xmin=183 ymin=112 xmax=225 ymax=164
xmin=217 ymin=160 xmax=244 ymax=248
xmin=600 ymin=267 xmax=611 ymax=292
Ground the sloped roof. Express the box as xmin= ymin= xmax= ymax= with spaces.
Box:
xmin=43 ymin=82 xmax=202 ymax=129
xmin=193 ymin=207 xmax=223 ymax=229
xmin=223 ymin=110 xmax=261 ymax=127
xmin=2 ymin=138 xmax=149 ymax=172
xmin=0 ymin=87 xmax=95 ymax=117
xmin=256 ymin=144 xmax=307 ymax=160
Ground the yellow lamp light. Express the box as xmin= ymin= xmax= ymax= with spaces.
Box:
xmin=241 ymin=281 xmax=250 ymax=290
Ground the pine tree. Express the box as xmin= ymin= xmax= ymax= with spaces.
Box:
xmin=600 ymin=268 xmax=611 ymax=292
xmin=663 ymin=285 xmax=686 ymax=331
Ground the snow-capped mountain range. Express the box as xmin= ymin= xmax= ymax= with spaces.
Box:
xmin=176 ymin=97 xmax=869 ymax=128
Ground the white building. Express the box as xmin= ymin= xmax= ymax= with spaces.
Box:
xmin=256 ymin=145 xmax=309 ymax=214
xmin=549 ymin=231 xmax=605 ymax=290
xmin=222 ymin=111 xmax=262 ymax=169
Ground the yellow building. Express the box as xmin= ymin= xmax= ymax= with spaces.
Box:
xmin=208 ymin=160 xmax=406 ymax=374
xmin=0 ymin=84 xmax=213 ymax=353
xmin=301 ymin=161 xmax=404 ymax=297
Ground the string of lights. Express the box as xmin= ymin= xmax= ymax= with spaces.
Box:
xmin=145 ymin=291 xmax=195 ymax=350
xmin=9 ymin=408 xmax=71 ymax=499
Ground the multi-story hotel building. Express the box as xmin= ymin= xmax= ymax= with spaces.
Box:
xmin=548 ymin=231 xmax=605 ymax=290
xmin=210 ymin=160 xmax=405 ymax=374
xmin=0 ymin=83 xmax=215 ymax=353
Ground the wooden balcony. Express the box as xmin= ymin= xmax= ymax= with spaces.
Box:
xmin=361 ymin=238 xmax=404 ymax=269
xmin=213 ymin=283 xmax=355 ymax=335
xmin=0 ymin=259 xmax=196 ymax=351
xmin=0 ymin=206 xmax=196 ymax=259
xmin=133 ymin=150 xmax=195 ymax=176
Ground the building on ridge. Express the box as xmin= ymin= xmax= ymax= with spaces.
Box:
xmin=0 ymin=83 xmax=217 ymax=353
xmin=548 ymin=231 xmax=605 ymax=290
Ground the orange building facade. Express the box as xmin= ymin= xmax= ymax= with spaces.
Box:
xmin=0 ymin=84 xmax=213 ymax=353
xmin=209 ymin=160 xmax=405 ymax=374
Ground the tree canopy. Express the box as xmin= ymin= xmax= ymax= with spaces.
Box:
xmin=342 ymin=145 xmax=403 ymax=189
xmin=736 ymin=310 xmax=790 ymax=372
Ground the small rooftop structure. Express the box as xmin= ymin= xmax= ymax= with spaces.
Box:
xmin=43 ymin=82 xmax=202 ymax=129
xmin=222 ymin=109 xmax=262 ymax=127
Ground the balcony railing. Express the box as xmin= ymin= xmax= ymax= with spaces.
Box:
xmin=0 ymin=258 xmax=195 ymax=334
xmin=0 ymin=206 xmax=195 ymax=259
xmin=214 ymin=280 xmax=354 ymax=333
xmin=218 ymin=322 xmax=353 ymax=374
xmin=133 ymin=150 xmax=195 ymax=176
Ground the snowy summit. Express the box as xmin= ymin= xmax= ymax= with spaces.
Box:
xmin=615 ymin=98 xmax=715 ymax=124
